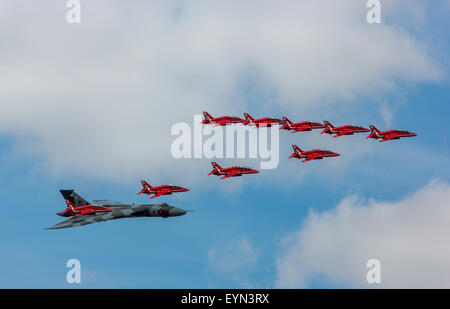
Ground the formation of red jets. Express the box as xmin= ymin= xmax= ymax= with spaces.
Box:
xmin=201 ymin=111 xmax=417 ymax=141
xmin=201 ymin=111 xmax=417 ymax=178
xmin=137 ymin=111 xmax=417 ymax=199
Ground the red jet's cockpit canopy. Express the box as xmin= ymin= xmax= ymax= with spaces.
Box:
xmin=237 ymin=166 xmax=252 ymax=170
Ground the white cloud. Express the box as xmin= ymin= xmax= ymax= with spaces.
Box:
xmin=275 ymin=179 xmax=450 ymax=288
xmin=207 ymin=238 xmax=258 ymax=287
xmin=379 ymin=104 xmax=394 ymax=126
xmin=0 ymin=0 xmax=444 ymax=183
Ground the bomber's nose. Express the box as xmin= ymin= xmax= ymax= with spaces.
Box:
xmin=170 ymin=207 xmax=187 ymax=216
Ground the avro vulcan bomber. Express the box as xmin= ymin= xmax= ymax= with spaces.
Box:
xmin=46 ymin=190 xmax=187 ymax=229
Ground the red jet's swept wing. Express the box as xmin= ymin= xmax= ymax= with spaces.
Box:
xmin=366 ymin=125 xmax=417 ymax=142
xmin=289 ymin=145 xmax=340 ymax=163
xmin=243 ymin=113 xmax=284 ymax=128
xmin=321 ymin=121 xmax=370 ymax=137
xmin=280 ymin=117 xmax=326 ymax=133
xmin=138 ymin=180 xmax=189 ymax=199
xmin=201 ymin=111 xmax=247 ymax=126
xmin=208 ymin=161 xmax=259 ymax=179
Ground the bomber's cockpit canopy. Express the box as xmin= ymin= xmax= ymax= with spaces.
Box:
xmin=91 ymin=200 xmax=125 ymax=206
xmin=160 ymin=203 xmax=173 ymax=208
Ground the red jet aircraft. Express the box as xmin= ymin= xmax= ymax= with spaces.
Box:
xmin=138 ymin=180 xmax=189 ymax=199
xmin=321 ymin=120 xmax=370 ymax=137
xmin=57 ymin=190 xmax=112 ymax=217
xmin=243 ymin=113 xmax=284 ymax=128
xmin=208 ymin=161 xmax=259 ymax=179
xmin=280 ymin=116 xmax=326 ymax=133
xmin=201 ymin=111 xmax=247 ymax=126
xmin=366 ymin=125 xmax=417 ymax=142
xmin=289 ymin=145 xmax=340 ymax=163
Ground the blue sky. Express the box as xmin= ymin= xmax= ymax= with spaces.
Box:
xmin=0 ymin=1 xmax=449 ymax=288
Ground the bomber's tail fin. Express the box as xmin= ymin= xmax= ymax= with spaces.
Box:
xmin=60 ymin=190 xmax=89 ymax=207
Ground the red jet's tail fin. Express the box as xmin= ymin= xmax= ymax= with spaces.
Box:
xmin=369 ymin=125 xmax=380 ymax=133
xmin=289 ymin=145 xmax=302 ymax=158
xmin=211 ymin=161 xmax=222 ymax=171
xmin=138 ymin=180 xmax=152 ymax=195
xmin=367 ymin=124 xmax=381 ymax=139
xmin=211 ymin=161 xmax=221 ymax=170
xmin=282 ymin=116 xmax=293 ymax=125
xmin=280 ymin=116 xmax=292 ymax=130
xmin=323 ymin=120 xmax=334 ymax=128
xmin=203 ymin=111 xmax=213 ymax=120
xmin=141 ymin=179 xmax=152 ymax=188
xmin=292 ymin=145 xmax=303 ymax=154
xmin=243 ymin=113 xmax=254 ymax=121
xmin=209 ymin=161 xmax=222 ymax=175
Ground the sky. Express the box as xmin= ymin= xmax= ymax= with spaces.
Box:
xmin=0 ymin=0 xmax=449 ymax=288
